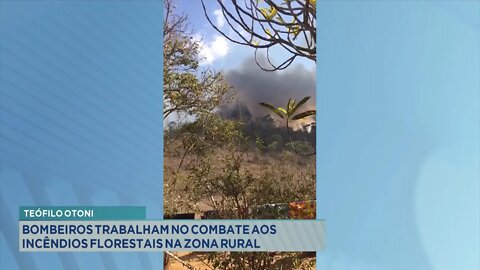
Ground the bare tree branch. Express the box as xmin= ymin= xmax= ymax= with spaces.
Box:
xmin=201 ymin=0 xmax=316 ymax=71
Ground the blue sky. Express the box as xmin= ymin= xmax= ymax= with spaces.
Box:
xmin=175 ymin=0 xmax=316 ymax=71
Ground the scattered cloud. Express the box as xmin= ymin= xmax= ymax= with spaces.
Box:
xmin=213 ymin=9 xmax=225 ymax=28
xmin=194 ymin=34 xmax=230 ymax=65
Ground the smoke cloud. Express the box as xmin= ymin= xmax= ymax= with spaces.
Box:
xmin=224 ymin=56 xmax=316 ymax=123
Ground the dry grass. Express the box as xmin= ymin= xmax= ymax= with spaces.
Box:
xmin=164 ymin=147 xmax=316 ymax=270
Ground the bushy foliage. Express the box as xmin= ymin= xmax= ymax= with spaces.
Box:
xmin=220 ymin=105 xmax=316 ymax=153
xmin=164 ymin=128 xmax=316 ymax=269
xmin=164 ymin=102 xmax=316 ymax=269
xmin=163 ymin=0 xmax=232 ymax=119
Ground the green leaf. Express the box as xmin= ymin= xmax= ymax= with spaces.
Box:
xmin=259 ymin=8 xmax=268 ymax=18
xmin=277 ymin=107 xmax=288 ymax=115
xmin=291 ymin=110 xmax=316 ymax=120
xmin=267 ymin=7 xmax=278 ymax=20
xmin=259 ymin=102 xmax=284 ymax=119
xmin=287 ymin=98 xmax=293 ymax=114
xmin=290 ymin=96 xmax=310 ymax=115
xmin=275 ymin=15 xmax=286 ymax=24
xmin=260 ymin=6 xmax=277 ymax=20
xmin=265 ymin=28 xmax=272 ymax=37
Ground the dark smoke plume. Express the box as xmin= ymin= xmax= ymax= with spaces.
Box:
xmin=223 ymin=55 xmax=316 ymax=123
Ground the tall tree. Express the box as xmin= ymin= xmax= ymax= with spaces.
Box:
xmin=202 ymin=0 xmax=316 ymax=71
xmin=163 ymin=0 xmax=231 ymax=119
